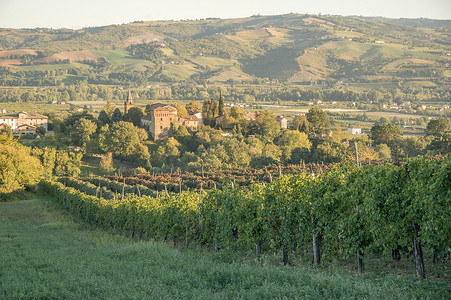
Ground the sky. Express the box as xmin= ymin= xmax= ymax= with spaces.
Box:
xmin=0 ymin=0 xmax=450 ymax=29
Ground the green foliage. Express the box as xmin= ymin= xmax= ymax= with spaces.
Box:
xmin=0 ymin=139 xmax=43 ymax=193
xmin=98 ymin=110 xmax=110 ymax=125
xmin=202 ymin=99 xmax=218 ymax=127
xmin=185 ymin=100 xmax=199 ymax=112
xmin=58 ymin=177 xmax=115 ymax=200
xmin=156 ymin=137 xmax=181 ymax=166
xmin=63 ymin=111 xmax=95 ymax=129
xmin=306 ymin=108 xmax=330 ymax=135
xmin=426 ymin=118 xmax=450 ymax=136
xmin=41 ymin=155 xmax=450 ymax=280
xmin=427 ymin=132 xmax=451 ymax=154
xmin=104 ymin=102 xmax=115 ymax=117
xmin=278 ymin=130 xmax=311 ymax=163
xmin=73 ymin=118 xmax=97 ymax=148
xmin=31 ymin=147 xmax=82 ymax=178
xmin=0 ymin=125 xmax=13 ymax=139
xmin=292 ymin=115 xmax=309 ymax=133
xmin=374 ymin=143 xmax=391 ymax=160
xmin=99 ymin=121 xmax=150 ymax=162
xmin=54 ymin=151 xmax=83 ymax=177
xmin=99 ymin=152 xmax=115 ymax=174
xmin=111 ymin=108 xmax=123 ymax=123
xmin=218 ymin=90 xmax=224 ymax=116
xmin=370 ymin=122 xmax=402 ymax=145
xmin=172 ymin=103 xmax=188 ymax=117
xmin=250 ymin=110 xmax=280 ymax=142
xmin=123 ymin=106 xmax=144 ymax=127
xmin=3 ymin=198 xmax=448 ymax=299
xmin=36 ymin=125 xmax=46 ymax=135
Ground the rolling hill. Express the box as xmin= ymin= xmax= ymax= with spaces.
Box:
xmin=0 ymin=14 xmax=450 ymax=86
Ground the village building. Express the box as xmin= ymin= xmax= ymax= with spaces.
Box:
xmin=276 ymin=115 xmax=288 ymax=129
xmin=179 ymin=114 xmax=200 ymax=131
xmin=0 ymin=111 xmax=48 ymax=134
xmin=245 ymin=111 xmax=256 ymax=121
xmin=124 ymin=90 xmax=134 ymax=114
xmin=347 ymin=126 xmax=362 ymax=135
xmin=17 ymin=124 xmax=38 ymax=135
xmin=141 ymin=102 xmax=200 ymax=141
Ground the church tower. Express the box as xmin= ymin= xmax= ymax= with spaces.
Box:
xmin=124 ymin=90 xmax=134 ymax=114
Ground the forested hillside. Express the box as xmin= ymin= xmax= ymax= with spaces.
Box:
xmin=0 ymin=14 xmax=450 ymax=86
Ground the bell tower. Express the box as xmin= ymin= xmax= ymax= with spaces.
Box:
xmin=124 ymin=90 xmax=134 ymax=114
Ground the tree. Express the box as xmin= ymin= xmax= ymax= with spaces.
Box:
xmin=221 ymin=137 xmax=251 ymax=168
xmin=375 ymin=144 xmax=391 ymax=160
xmin=247 ymin=136 xmax=264 ymax=159
xmin=370 ymin=123 xmax=402 ymax=145
xmin=262 ymin=142 xmax=282 ymax=161
xmin=157 ymin=137 xmax=181 ymax=166
xmin=202 ymin=99 xmax=218 ymax=127
xmin=41 ymin=147 xmax=57 ymax=177
xmin=104 ymin=102 xmax=115 ymax=118
xmin=54 ymin=150 xmax=82 ymax=177
xmin=100 ymin=152 xmax=115 ymax=174
xmin=124 ymin=106 xmax=144 ymax=127
xmin=179 ymin=152 xmax=201 ymax=171
xmin=64 ymin=111 xmax=95 ymax=130
xmin=186 ymin=100 xmax=199 ymax=112
xmin=172 ymin=103 xmax=187 ymax=117
xmin=99 ymin=121 xmax=149 ymax=161
xmin=0 ymin=140 xmax=43 ymax=193
xmin=36 ymin=126 xmax=46 ymax=136
xmin=145 ymin=104 xmax=152 ymax=115
xmin=306 ymin=108 xmax=330 ymax=135
xmin=312 ymin=137 xmax=348 ymax=163
xmin=218 ymin=90 xmax=224 ymax=116
xmin=427 ymin=131 xmax=451 ymax=154
xmin=0 ymin=125 xmax=13 ymax=139
xmin=278 ymin=130 xmax=311 ymax=162
xmin=98 ymin=110 xmax=110 ymax=124
xmin=111 ymin=108 xmax=123 ymax=123
xmin=292 ymin=115 xmax=309 ymax=134
xmin=230 ymin=106 xmax=245 ymax=120
xmin=194 ymin=126 xmax=223 ymax=148
xmin=425 ymin=118 xmax=449 ymax=136
xmin=251 ymin=110 xmax=280 ymax=142
xmin=378 ymin=117 xmax=390 ymax=124
xmin=73 ymin=118 xmax=97 ymax=148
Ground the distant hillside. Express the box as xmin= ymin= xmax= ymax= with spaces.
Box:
xmin=0 ymin=14 xmax=449 ymax=87
xmin=360 ymin=17 xmax=451 ymax=29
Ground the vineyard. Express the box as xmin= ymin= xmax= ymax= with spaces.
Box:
xmin=41 ymin=156 xmax=450 ymax=279
xmin=106 ymin=163 xmax=331 ymax=192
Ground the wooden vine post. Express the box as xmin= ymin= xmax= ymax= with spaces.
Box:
xmin=405 ymin=164 xmax=426 ymax=279
xmin=353 ymin=140 xmax=364 ymax=273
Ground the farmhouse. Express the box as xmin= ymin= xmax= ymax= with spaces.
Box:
xmin=347 ymin=126 xmax=362 ymax=135
xmin=276 ymin=115 xmax=288 ymax=129
xmin=0 ymin=111 xmax=48 ymax=134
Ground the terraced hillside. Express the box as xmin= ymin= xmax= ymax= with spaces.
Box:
xmin=0 ymin=14 xmax=450 ymax=86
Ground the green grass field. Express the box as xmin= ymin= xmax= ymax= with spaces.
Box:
xmin=1 ymin=196 xmax=449 ymax=299
xmin=93 ymin=49 xmax=155 ymax=71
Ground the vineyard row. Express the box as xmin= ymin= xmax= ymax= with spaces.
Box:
xmin=41 ymin=156 xmax=450 ymax=279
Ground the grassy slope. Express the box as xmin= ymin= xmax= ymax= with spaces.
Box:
xmin=1 ymin=196 xmax=449 ymax=299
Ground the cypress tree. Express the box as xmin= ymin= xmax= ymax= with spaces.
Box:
xmin=111 ymin=108 xmax=123 ymax=123
xmin=218 ymin=90 xmax=224 ymax=116
xmin=98 ymin=110 xmax=110 ymax=124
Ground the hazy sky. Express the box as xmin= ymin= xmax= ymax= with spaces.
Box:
xmin=0 ymin=0 xmax=450 ymax=29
